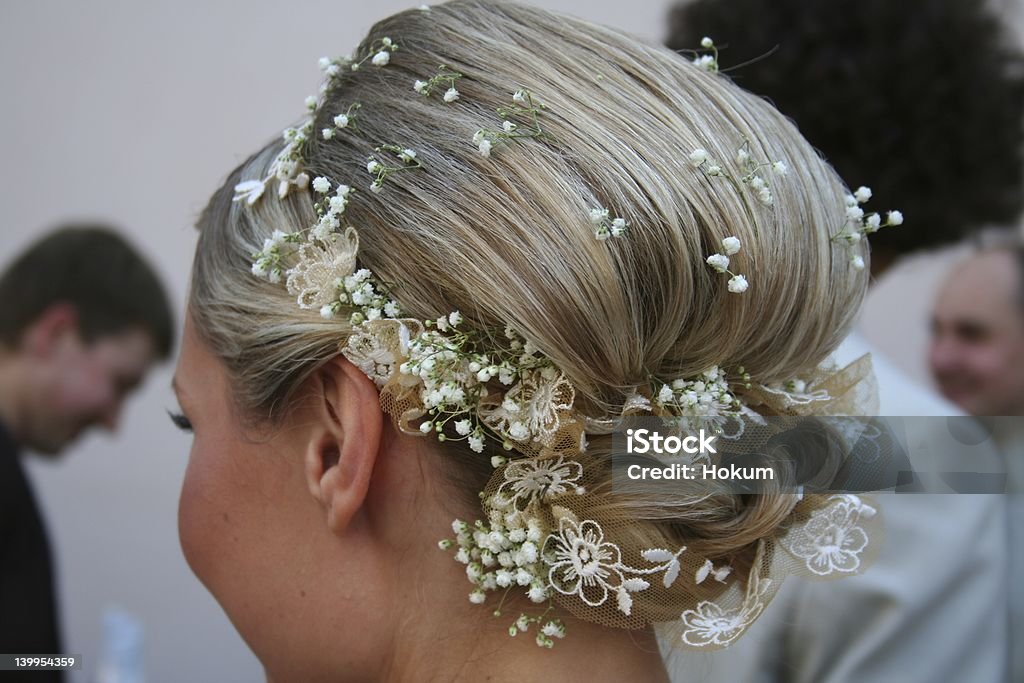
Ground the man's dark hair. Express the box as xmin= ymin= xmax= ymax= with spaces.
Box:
xmin=666 ymin=0 xmax=1024 ymax=254
xmin=0 ymin=225 xmax=174 ymax=358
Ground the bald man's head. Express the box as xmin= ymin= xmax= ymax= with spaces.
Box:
xmin=929 ymin=248 xmax=1024 ymax=415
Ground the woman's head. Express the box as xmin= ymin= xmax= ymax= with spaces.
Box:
xmin=178 ymin=0 xmax=874 ymax=677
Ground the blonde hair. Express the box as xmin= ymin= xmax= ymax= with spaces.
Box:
xmin=190 ymin=0 xmax=867 ymax=597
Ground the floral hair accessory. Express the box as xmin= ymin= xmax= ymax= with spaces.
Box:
xmin=690 ymin=141 xmax=787 ymax=207
xmin=590 ymin=207 xmax=629 ymax=241
xmin=414 ymin=65 xmax=464 ymax=102
xmin=831 ymin=186 xmax=904 ymax=270
xmin=350 ymin=36 xmax=399 ymax=71
xmin=366 ymin=144 xmax=423 ymax=193
xmin=321 ymin=103 xmax=361 ymax=140
xmin=692 ymin=36 xmax=720 ymax=72
xmin=706 ymin=236 xmax=749 ymax=294
xmin=473 ymin=89 xmax=551 ymax=157
xmin=235 ymin=48 xmax=887 ymax=652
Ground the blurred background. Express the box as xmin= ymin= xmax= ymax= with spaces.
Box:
xmin=1 ymin=1 xmax=1021 ymax=682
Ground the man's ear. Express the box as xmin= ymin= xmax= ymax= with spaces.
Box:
xmin=303 ymin=355 xmax=383 ymax=534
xmin=22 ymin=303 xmax=79 ymax=356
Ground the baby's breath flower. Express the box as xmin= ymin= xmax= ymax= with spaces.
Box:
xmin=443 ymin=87 xmax=460 ymax=102
xmin=887 ymin=210 xmax=904 ymax=225
xmin=728 ymin=274 xmax=749 ymax=293
xmin=854 ymin=186 xmax=873 ymax=203
xmin=689 ymin=149 xmax=708 ymax=167
xmin=706 ymin=253 xmax=729 ymax=272
xmin=478 ymin=138 xmax=493 ymax=157
xmin=312 ymin=176 xmax=331 ymax=194
xmin=722 ymin=236 xmax=741 ymax=255
xmin=372 ymin=50 xmax=391 ymax=66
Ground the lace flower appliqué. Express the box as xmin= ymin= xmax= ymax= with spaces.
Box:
xmin=680 ymin=572 xmax=772 ymax=647
xmin=545 ymin=516 xmax=685 ymax=617
xmin=782 ymin=494 xmax=876 ymax=576
xmin=497 ymin=456 xmax=584 ymax=507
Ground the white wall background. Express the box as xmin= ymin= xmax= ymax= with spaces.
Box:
xmin=0 ymin=2 xmax=671 ymax=682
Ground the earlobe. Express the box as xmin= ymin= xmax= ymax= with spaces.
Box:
xmin=302 ymin=356 xmax=384 ymax=534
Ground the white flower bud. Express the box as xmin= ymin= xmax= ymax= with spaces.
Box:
xmin=706 ymin=253 xmax=730 ymax=272
xmin=372 ymin=50 xmax=391 ymax=66
xmin=727 ymin=274 xmax=749 ymax=293
xmin=701 ymin=36 xmax=714 ymax=48
xmin=721 ymin=236 xmax=741 ymax=255
xmin=689 ymin=148 xmax=708 ymax=167
xmin=887 ymin=210 xmax=904 ymax=226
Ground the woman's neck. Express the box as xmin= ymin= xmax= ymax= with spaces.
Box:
xmin=382 ymin=596 xmax=670 ymax=682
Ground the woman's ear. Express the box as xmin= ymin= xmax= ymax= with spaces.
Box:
xmin=303 ymin=356 xmax=383 ymax=534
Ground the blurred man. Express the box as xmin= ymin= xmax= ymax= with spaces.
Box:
xmin=0 ymin=226 xmax=173 ymax=682
xmin=930 ymin=246 xmax=1024 ymax=416
xmin=665 ymin=0 xmax=1022 ymax=681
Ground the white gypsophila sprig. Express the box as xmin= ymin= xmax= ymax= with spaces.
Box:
xmin=318 ymin=54 xmax=353 ymax=80
xmin=365 ymin=144 xmax=424 ymax=193
xmin=830 ymin=186 xmax=903 ymax=271
xmin=692 ymin=36 xmax=719 ymax=72
xmin=473 ymin=89 xmax=551 ymax=157
xmin=321 ymin=102 xmax=361 ymax=140
xmin=413 ymin=64 xmax=463 ymax=102
xmin=438 ymin=509 xmax=558 ymax=646
xmin=250 ymin=229 xmax=304 ymax=284
xmin=589 ymin=207 xmax=629 ymax=241
xmin=691 ymin=142 xmax=787 ymax=208
xmin=348 ymin=36 xmax=399 ymax=72
xmin=705 ymin=236 xmax=750 ymax=294
xmin=652 ymin=365 xmax=746 ymax=418
xmin=401 ymin=318 xmax=572 ymax=461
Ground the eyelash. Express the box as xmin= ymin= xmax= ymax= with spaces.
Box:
xmin=167 ymin=410 xmax=193 ymax=433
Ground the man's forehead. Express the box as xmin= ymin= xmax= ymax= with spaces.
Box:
xmin=943 ymin=253 xmax=1020 ymax=306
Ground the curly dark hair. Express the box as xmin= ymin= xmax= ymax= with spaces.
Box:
xmin=666 ymin=0 xmax=1024 ymax=255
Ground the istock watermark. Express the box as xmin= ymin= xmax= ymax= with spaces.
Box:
xmin=610 ymin=416 xmax=1014 ymax=497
